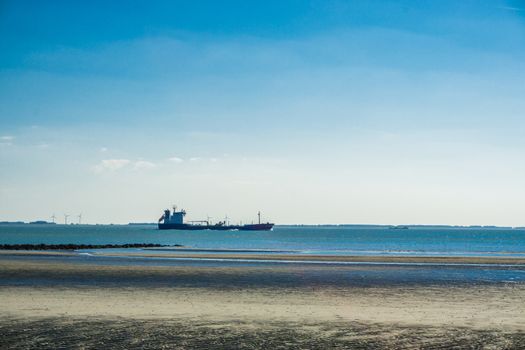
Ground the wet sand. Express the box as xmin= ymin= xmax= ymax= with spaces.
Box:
xmin=3 ymin=249 xmax=525 ymax=265
xmin=1 ymin=255 xmax=525 ymax=348
xmin=93 ymin=250 xmax=525 ymax=265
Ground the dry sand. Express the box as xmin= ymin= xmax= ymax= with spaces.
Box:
xmin=1 ymin=256 xmax=524 ymax=349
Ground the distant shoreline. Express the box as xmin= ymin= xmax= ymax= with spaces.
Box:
xmin=1 ymin=222 xmax=524 ymax=229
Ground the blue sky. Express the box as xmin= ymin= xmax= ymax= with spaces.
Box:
xmin=1 ymin=0 xmax=525 ymax=225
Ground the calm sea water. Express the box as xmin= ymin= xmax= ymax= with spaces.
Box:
xmin=1 ymin=224 xmax=524 ymax=257
xmin=2 ymin=224 xmax=525 ymax=285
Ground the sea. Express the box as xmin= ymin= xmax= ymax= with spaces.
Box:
xmin=1 ymin=224 xmax=524 ymax=257
xmin=1 ymin=224 xmax=525 ymax=286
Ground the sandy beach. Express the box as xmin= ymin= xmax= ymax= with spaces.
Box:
xmin=1 ymin=254 xmax=525 ymax=349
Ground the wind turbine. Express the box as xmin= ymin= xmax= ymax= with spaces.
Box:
xmin=51 ymin=214 xmax=56 ymax=224
xmin=77 ymin=213 xmax=82 ymax=225
xmin=224 ymin=215 xmax=229 ymax=226
xmin=64 ymin=214 xmax=70 ymax=225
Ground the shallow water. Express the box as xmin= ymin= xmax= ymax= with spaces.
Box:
xmin=1 ymin=253 xmax=524 ymax=286
xmin=2 ymin=224 xmax=525 ymax=286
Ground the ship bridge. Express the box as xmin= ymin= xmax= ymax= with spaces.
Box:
xmin=159 ymin=206 xmax=186 ymax=224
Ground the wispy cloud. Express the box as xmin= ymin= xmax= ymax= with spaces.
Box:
xmin=93 ymin=159 xmax=130 ymax=173
xmin=168 ymin=156 xmax=219 ymax=163
xmin=168 ymin=156 xmax=184 ymax=163
xmin=25 ymin=23 xmax=512 ymax=84
xmin=133 ymin=160 xmax=156 ymax=170
xmin=0 ymin=135 xmax=14 ymax=146
xmin=498 ymin=6 xmax=523 ymax=12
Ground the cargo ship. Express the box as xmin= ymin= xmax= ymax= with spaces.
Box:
xmin=158 ymin=206 xmax=274 ymax=231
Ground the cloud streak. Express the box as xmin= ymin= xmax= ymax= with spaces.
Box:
xmin=168 ymin=156 xmax=184 ymax=163
xmin=93 ymin=159 xmax=130 ymax=173
xmin=0 ymin=135 xmax=14 ymax=146
xmin=133 ymin=160 xmax=156 ymax=170
xmin=93 ymin=159 xmax=158 ymax=173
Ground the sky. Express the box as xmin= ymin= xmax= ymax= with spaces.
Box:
xmin=1 ymin=0 xmax=525 ymax=225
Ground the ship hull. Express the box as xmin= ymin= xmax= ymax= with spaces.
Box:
xmin=158 ymin=223 xmax=274 ymax=231
xmin=238 ymin=223 xmax=274 ymax=231
xmin=158 ymin=223 xmax=210 ymax=230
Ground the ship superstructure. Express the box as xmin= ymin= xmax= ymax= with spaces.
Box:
xmin=158 ymin=206 xmax=274 ymax=231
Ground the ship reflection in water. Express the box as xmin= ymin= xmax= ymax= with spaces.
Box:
xmin=158 ymin=206 xmax=274 ymax=231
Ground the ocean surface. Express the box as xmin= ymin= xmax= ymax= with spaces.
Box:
xmin=1 ymin=224 xmax=525 ymax=285
xmin=1 ymin=224 xmax=524 ymax=257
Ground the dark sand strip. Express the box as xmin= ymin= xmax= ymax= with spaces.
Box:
xmin=1 ymin=317 xmax=524 ymax=350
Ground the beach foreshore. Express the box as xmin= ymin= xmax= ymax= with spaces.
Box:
xmin=94 ymin=251 xmax=525 ymax=265
xmin=2 ymin=249 xmax=525 ymax=265
xmin=1 ymin=255 xmax=524 ymax=348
